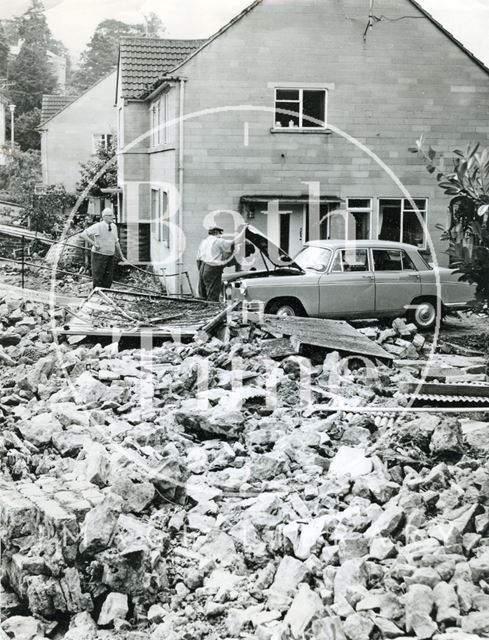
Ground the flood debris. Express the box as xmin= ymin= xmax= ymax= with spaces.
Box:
xmin=0 ymin=290 xmax=489 ymax=639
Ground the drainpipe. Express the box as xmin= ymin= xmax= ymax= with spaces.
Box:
xmin=177 ymin=78 xmax=186 ymax=295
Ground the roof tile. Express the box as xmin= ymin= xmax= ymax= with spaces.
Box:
xmin=119 ymin=37 xmax=206 ymax=99
xmin=40 ymin=95 xmax=76 ymax=124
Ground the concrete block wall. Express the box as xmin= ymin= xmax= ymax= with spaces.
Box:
xmin=119 ymin=0 xmax=489 ymax=285
xmin=41 ymin=72 xmax=117 ymax=193
xmin=173 ymin=0 xmax=489 ymax=282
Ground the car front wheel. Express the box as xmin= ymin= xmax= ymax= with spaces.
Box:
xmin=408 ymin=299 xmax=440 ymax=330
xmin=266 ymin=299 xmax=305 ymax=317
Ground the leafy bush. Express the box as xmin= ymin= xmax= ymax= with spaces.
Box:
xmin=410 ymin=139 xmax=489 ymax=302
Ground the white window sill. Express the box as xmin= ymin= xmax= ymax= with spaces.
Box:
xmin=270 ymin=127 xmax=332 ymax=135
xmin=149 ymin=143 xmax=175 ymax=153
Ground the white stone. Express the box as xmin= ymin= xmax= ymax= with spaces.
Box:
xmin=1 ymin=616 xmax=43 ymax=640
xmin=98 ymin=593 xmax=128 ymax=626
xmin=329 ymin=447 xmax=373 ymax=478
xmin=284 ymin=583 xmax=323 ymax=637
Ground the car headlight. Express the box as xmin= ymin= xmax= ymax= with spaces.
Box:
xmin=239 ymin=281 xmax=248 ymax=297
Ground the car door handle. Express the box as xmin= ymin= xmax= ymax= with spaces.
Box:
xmin=361 ymin=275 xmax=375 ymax=281
xmin=400 ymin=274 xmax=420 ymax=280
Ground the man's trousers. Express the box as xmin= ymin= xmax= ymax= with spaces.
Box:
xmin=91 ymin=253 xmax=115 ymax=289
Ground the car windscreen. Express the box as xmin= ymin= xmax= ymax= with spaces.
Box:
xmin=294 ymin=246 xmax=332 ymax=272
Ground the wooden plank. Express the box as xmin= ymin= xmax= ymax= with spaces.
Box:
xmin=257 ymin=315 xmax=393 ymax=361
xmin=399 ymin=381 xmax=489 ymax=398
xmin=56 ymin=327 xmax=197 ymax=339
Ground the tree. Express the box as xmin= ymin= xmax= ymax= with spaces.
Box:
xmin=0 ymin=148 xmax=41 ymax=205
xmin=143 ymin=13 xmax=166 ymax=38
xmin=15 ymin=107 xmax=41 ymax=151
xmin=71 ymin=20 xmax=146 ymax=93
xmin=0 ymin=23 xmax=9 ymax=79
xmin=9 ymin=0 xmax=57 ymax=114
xmin=410 ymin=138 xmax=489 ymax=302
xmin=76 ymin=138 xmax=117 ymax=199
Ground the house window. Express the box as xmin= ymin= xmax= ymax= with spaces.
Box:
xmin=151 ymin=188 xmax=160 ymax=240
xmin=162 ymin=191 xmax=170 ymax=247
xmin=92 ymin=133 xmax=113 ymax=153
xmin=378 ymin=198 xmax=427 ymax=248
xmin=150 ymin=101 xmax=160 ymax=147
xmin=347 ymin=198 xmax=372 ymax=239
xmin=274 ymin=88 xmax=327 ymax=129
xmin=150 ymin=93 xmax=169 ymax=147
xmin=151 ymin=188 xmax=170 ymax=246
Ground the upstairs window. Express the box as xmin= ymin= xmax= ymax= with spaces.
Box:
xmin=92 ymin=133 xmax=113 ymax=153
xmin=150 ymin=93 xmax=169 ymax=147
xmin=274 ymin=88 xmax=327 ymax=129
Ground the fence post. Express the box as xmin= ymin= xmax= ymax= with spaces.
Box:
xmin=21 ymin=234 xmax=25 ymax=289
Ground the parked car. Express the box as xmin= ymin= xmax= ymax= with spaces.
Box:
xmin=224 ymin=227 xmax=476 ymax=329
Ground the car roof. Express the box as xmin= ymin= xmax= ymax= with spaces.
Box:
xmin=305 ymin=239 xmax=420 ymax=251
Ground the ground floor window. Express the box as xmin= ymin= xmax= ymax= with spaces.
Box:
xmin=347 ymin=198 xmax=372 ymax=239
xmin=378 ymin=198 xmax=427 ymax=248
xmin=150 ymin=188 xmax=170 ymax=246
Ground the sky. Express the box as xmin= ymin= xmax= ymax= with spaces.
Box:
xmin=1 ymin=0 xmax=488 ymax=66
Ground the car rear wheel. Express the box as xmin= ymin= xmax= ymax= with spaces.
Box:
xmin=266 ymin=299 xmax=305 ymax=317
xmin=408 ymin=299 xmax=439 ymax=330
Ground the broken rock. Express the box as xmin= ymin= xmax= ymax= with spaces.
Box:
xmin=405 ymin=584 xmax=437 ymax=639
xmin=284 ymin=583 xmax=323 ymax=638
xmin=329 ymin=447 xmax=373 ymax=478
xmin=97 ymin=592 xmax=128 ymax=627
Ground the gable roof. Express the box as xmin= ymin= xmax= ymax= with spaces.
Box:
xmin=40 ymin=94 xmax=76 ymax=124
xmin=38 ymin=70 xmax=117 ymax=129
xmin=166 ymin=0 xmax=489 ymax=81
xmin=118 ymin=38 xmax=206 ymax=99
xmin=407 ymin=0 xmax=489 ymax=75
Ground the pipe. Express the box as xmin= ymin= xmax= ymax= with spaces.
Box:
xmin=177 ymin=77 xmax=186 ymax=295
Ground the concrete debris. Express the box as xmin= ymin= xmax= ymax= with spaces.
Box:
xmin=0 ymin=293 xmax=488 ymax=639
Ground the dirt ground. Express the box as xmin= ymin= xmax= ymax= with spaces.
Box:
xmin=440 ymin=312 xmax=489 ymax=353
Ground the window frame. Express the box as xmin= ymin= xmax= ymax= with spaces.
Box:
xmin=346 ymin=198 xmax=373 ymax=240
xmin=274 ymin=87 xmax=328 ymax=130
xmin=372 ymin=248 xmax=418 ymax=273
xmin=330 ymin=247 xmax=371 ymax=273
xmin=150 ymin=92 xmax=169 ymax=147
xmin=92 ymin=133 xmax=113 ymax=154
xmin=378 ymin=198 xmax=428 ymax=249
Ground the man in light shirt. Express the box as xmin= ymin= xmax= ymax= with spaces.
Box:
xmin=80 ymin=208 xmax=126 ymax=289
xmin=197 ymin=225 xmax=246 ymax=301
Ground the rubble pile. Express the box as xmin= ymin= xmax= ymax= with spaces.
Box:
xmin=1 ymin=294 xmax=489 ymax=640
xmin=357 ymin=318 xmax=426 ymax=359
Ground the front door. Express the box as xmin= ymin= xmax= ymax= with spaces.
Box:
xmin=319 ymin=247 xmax=375 ymax=317
xmin=372 ymin=248 xmax=421 ymax=315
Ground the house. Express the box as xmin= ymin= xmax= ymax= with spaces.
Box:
xmin=38 ymin=70 xmax=117 ymax=197
xmin=47 ymin=51 xmax=67 ymax=93
xmin=116 ymin=0 xmax=489 ymax=294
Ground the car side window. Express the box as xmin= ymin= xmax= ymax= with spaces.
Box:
xmin=331 ymin=249 xmax=369 ymax=272
xmin=401 ymin=251 xmax=416 ymax=271
xmin=373 ymin=249 xmax=417 ymax=271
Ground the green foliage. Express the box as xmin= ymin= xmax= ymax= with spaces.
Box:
xmin=76 ymin=138 xmax=117 ymax=199
xmin=15 ymin=107 xmax=41 ymax=151
xmin=143 ymin=13 xmax=166 ymax=38
xmin=9 ymin=0 xmax=57 ymax=115
xmin=25 ymin=185 xmax=76 ymax=236
xmin=0 ymin=23 xmax=9 ymax=78
xmin=411 ymin=138 xmax=489 ymax=301
xmin=0 ymin=148 xmax=41 ymax=205
xmin=71 ymin=19 xmax=145 ymax=93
